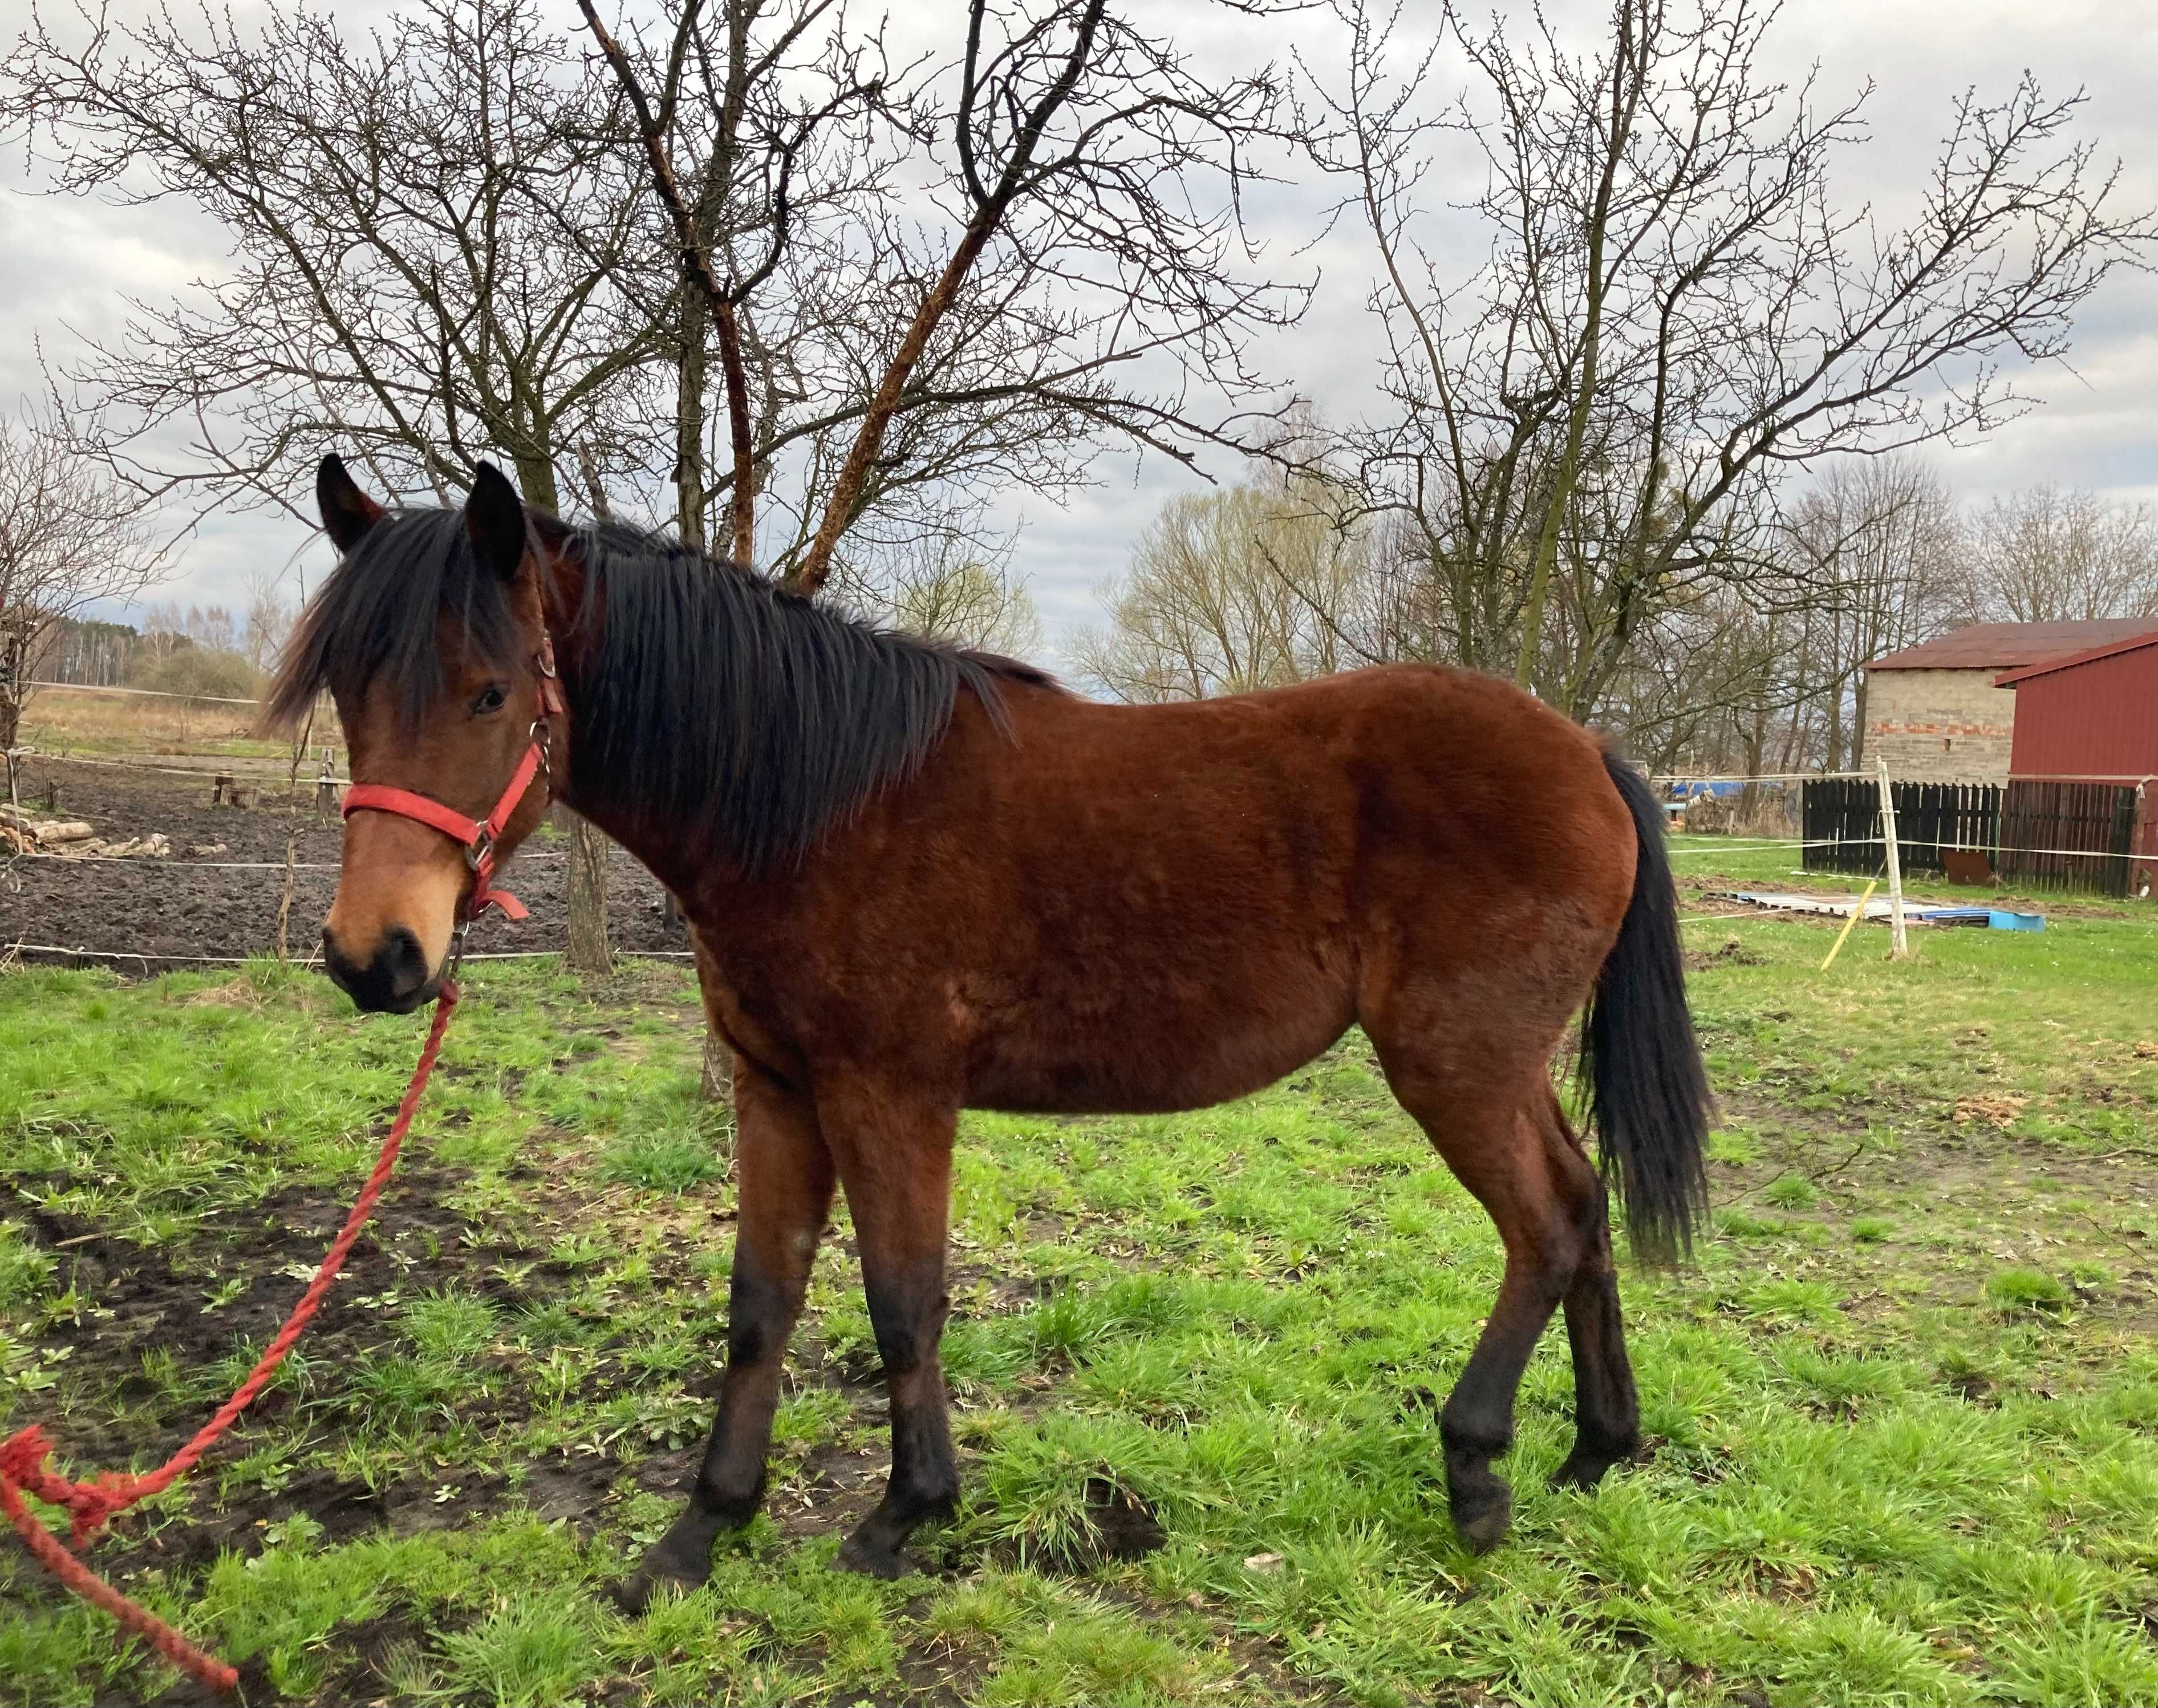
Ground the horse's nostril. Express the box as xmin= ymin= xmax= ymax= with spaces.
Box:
xmin=381 ymin=927 xmax=428 ymax=1000
xmin=322 ymin=926 xmax=433 ymax=1013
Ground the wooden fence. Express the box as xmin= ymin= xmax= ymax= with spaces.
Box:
xmin=1999 ymin=780 xmax=2144 ymax=898
xmin=1802 ymin=780 xmax=2002 ymax=879
xmin=1802 ymin=777 xmax=2147 ymax=897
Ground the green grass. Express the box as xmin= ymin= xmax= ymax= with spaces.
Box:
xmin=1985 ymin=1268 xmax=2073 ymax=1317
xmin=4 ymin=915 xmax=2157 ymax=1706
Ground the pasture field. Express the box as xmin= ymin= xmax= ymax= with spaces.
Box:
xmin=13 ymin=684 xmax=290 ymax=762
xmin=5 ymin=887 xmax=2158 ymax=1705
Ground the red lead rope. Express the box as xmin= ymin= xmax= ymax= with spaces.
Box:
xmin=0 ymin=981 xmax=463 ymax=1696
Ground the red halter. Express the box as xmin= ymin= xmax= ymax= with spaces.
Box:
xmin=340 ymin=638 xmax=567 ymax=937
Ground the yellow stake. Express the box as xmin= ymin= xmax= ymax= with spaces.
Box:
xmin=1819 ymin=877 xmax=1879 ymax=972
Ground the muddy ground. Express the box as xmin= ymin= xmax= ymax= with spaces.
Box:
xmin=15 ymin=1164 xmax=615 ymax=1563
xmin=11 ymin=1149 xmax=1179 ymax=1708
xmin=1 ymin=756 xmax=681 ymax=965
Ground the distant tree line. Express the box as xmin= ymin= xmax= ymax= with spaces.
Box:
xmin=38 ymin=617 xmax=139 ymax=688
xmin=1080 ymin=460 xmax=2158 ymax=777
xmin=34 ymin=590 xmax=301 ymax=697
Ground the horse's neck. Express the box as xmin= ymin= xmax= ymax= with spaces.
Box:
xmin=540 ymin=603 xmax=712 ymax=904
xmin=553 ymin=765 xmax=734 ymax=906
xmin=533 ymin=544 xmax=995 ymax=923
xmin=547 ymin=690 xmax=774 ymax=920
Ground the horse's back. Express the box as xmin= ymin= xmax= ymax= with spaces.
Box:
xmin=985 ymin=663 xmax=1629 ymax=898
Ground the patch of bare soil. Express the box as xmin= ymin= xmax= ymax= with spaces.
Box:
xmin=1685 ymin=938 xmax=1766 ymax=972
xmin=8 ymin=1165 xmax=590 ymax=1570
xmin=1708 ymin=1091 xmax=2158 ymax=1332
xmin=1 ymin=756 xmax=680 ymax=965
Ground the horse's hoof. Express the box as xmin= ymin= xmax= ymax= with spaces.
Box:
xmin=1451 ymin=1482 xmax=1513 ymax=1555
xmin=611 ymin=1547 xmax=711 ymax=1614
xmin=1551 ymin=1432 xmax=1640 ymax=1491
xmin=1549 ymin=1449 xmax=1616 ymax=1491
xmin=834 ymin=1532 xmax=907 ymax=1580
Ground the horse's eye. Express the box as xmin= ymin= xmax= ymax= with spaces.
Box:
xmin=471 ymin=685 xmax=508 ymax=716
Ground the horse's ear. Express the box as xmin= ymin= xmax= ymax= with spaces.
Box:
xmin=317 ymin=455 xmax=384 ymax=554
xmin=465 ymin=461 xmax=528 ymax=583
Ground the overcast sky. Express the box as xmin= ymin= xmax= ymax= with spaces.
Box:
xmin=3 ymin=0 xmax=2154 ymax=659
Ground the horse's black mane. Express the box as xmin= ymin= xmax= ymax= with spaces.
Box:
xmin=269 ymin=505 xmax=1052 ymax=871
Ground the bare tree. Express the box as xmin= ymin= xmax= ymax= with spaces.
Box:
xmin=1961 ymin=484 xmax=2158 ymax=625
xmin=1074 ymin=475 xmax=1376 ymax=701
xmin=1778 ymin=457 xmax=1961 ymax=768
xmin=1597 ymin=457 xmax=1958 ymax=775
xmin=0 ymin=412 xmax=165 ymax=764
xmin=840 ymin=532 xmax=1045 ymax=655
xmin=579 ymin=0 xmax=1311 ymax=590
xmin=6 ymin=0 xmax=663 ymax=972
xmin=1304 ymin=0 xmax=2156 ymax=717
xmin=574 ymin=0 xmax=904 ymax=563
xmin=241 ymin=572 xmax=299 ymax=677
xmin=7 ymin=0 xmax=662 ymax=514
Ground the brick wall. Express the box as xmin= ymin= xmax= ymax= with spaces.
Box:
xmin=1864 ymin=667 xmax=2017 ymax=784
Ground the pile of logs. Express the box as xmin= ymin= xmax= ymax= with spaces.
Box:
xmin=0 ymin=805 xmax=170 ymax=859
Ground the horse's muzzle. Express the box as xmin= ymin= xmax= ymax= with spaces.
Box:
xmin=322 ymin=924 xmax=436 ymax=1015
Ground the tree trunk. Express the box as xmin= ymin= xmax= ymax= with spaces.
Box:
xmin=676 ymin=286 xmax=708 ymax=550
xmin=0 ymin=690 xmax=19 ymax=753
xmin=1514 ymin=6 xmax=1643 ymax=692
xmin=672 ymin=293 xmax=736 ymax=1101
xmin=700 ymin=1032 xmax=733 ymax=1104
xmin=1739 ymin=704 xmax=1767 ymax=821
xmin=561 ymin=808 xmax=613 ymax=976
xmin=516 ymin=452 xmax=612 ymax=975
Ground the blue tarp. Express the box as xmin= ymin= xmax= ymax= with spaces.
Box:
xmin=1665 ymin=780 xmax=1767 ymax=801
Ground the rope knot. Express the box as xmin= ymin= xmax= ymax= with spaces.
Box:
xmin=68 ymin=1472 xmax=141 ymax=1547
xmin=0 ymin=1429 xmax=140 ymax=1547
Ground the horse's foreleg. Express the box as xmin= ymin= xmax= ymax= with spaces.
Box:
xmin=819 ymin=1083 xmax=960 ymax=1580
xmin=616 ymin=1057 xmax=834 ymax=1610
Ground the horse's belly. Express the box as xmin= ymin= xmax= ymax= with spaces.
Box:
xmin=962 ymin=974 xmax=1357 ymax=1115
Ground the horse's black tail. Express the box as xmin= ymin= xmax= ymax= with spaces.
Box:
xmin=1579 ymin=749 xmax=1713 ymax=1265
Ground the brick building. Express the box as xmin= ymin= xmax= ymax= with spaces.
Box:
xmin=1864 ymin=620 xmax=2158 ymax=784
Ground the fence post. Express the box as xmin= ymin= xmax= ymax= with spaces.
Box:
xmin=1876 ymin=754 xmax=1910 ymax=960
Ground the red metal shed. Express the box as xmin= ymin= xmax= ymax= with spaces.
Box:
xmin=1995 ymin=627 xmax=2158 ymax=779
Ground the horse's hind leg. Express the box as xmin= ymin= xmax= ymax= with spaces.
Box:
xmin=1536 ymin=1086 xmax=1641 ymax=1488
xmin=1374 ymin=1046 xmax=1592 ymax=1553
xmin=617 ymin=1056 xmax=835 ymax=1610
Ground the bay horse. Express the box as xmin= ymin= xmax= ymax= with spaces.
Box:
xmin=269 ymin=456 xmax=1710 ymax=1604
